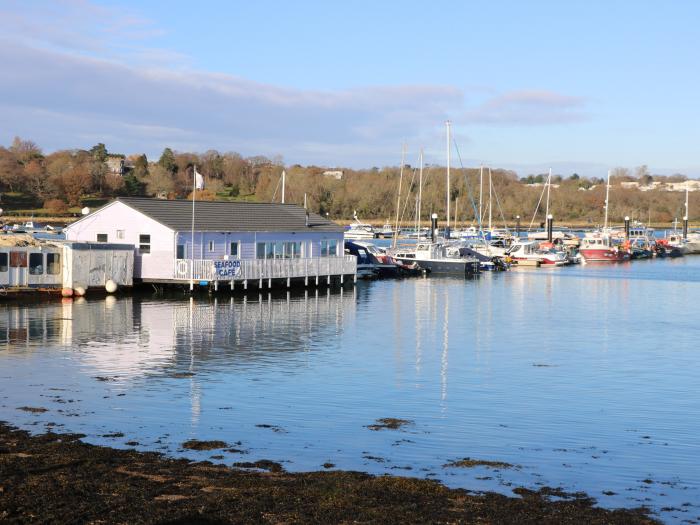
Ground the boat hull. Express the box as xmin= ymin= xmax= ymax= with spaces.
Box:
xmin=416 ymin=259 xmax=479 ymax=276
xmin=395 ymin=257 xmax=479 ymax=276
xmin=579 ymin=248 xmax=630 ymax=262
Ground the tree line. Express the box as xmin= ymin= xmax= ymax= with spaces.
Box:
xmin=0 ymin=137 xmax=696 ymax=225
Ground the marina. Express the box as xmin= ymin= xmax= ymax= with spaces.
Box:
xmin=1 ymin=257 xmax=699 ymax=524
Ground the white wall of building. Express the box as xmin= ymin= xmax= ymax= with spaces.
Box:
xmin=64 ymin=201 xmax=175 ymax=280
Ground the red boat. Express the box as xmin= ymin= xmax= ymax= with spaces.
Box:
xmin=579 ymin=235 xmax=630 ymax=262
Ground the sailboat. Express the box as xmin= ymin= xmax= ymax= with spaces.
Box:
xmin=390 ymin=122 xmax=480 ymax=276
xmin=579 ymin=171 xmax=630 ymax=263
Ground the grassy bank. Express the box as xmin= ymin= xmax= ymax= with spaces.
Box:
xmin=0 ymin=423 xmax=658 ymax=524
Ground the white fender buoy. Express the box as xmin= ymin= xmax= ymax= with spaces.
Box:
xmin=73 ymin=286 xmax=86 ymax=297
xmin=105 ymin=280 xmax=117 ymax=293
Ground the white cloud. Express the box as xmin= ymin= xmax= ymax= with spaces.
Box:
xmin=0 ymin=1 xmax=590 ymax=167
xmin=463 ymin=90 xmax=587 ymax=125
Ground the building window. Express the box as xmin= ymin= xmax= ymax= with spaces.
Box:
xmin=285 ymin=241 xmax=302 ymax=258
xmin=320 ymin=240 xmax=338 ymax=257
xmin=47 ymin=253 xmax=61 ymax=275
xmin=139 ymin=234 xmax=151 ymax=254
xmin=97 ymin=233 xmax=108 ymax=242
xmin=116 ymin=230 xmax=125 ymax=240
xmin=0 ymin=253 xmax=7 ymax=272
xmin=256 ymin=241 xmax=297 ymax=259
xmin=177 ymin=245 xmax=185 ymax=259
xmin=29 ymin=253 xmax=43 ymax=275
xmin=208 ymin=240 xmax=215 ymax=252
xmin=230 ymin=242 xmax=239 ymax=258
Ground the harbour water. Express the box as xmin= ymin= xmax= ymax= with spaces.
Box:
xmin=1 ymin=257 xmax=699 ymax=523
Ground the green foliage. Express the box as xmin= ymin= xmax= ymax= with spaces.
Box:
xmin=90 ymin=143 xmax=108 ymax=162
xmin=123 ymin=174 xmax=146 ymax=196
xmin=158 ymin=148 xmax=177 ymax=174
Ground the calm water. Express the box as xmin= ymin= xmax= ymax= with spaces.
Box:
xmin=1 ymin=257 xmax=699 ymax=523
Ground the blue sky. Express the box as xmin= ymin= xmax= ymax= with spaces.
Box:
xmin=1 ymin=0 xmax=698 ymax=176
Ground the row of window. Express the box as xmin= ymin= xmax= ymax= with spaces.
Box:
xmin=98 ymin=233 xmax=339 ymax=259
xmin=256 ymin=241 xmax=304 ymax=259
xmin=96 ymin=230 xmax=126 ymax=242
xmin=97 ymin=233 xmax=150 ymax=254
xmin=0 ymin=253 xmax=61 ymax=275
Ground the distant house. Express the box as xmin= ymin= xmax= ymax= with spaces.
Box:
xmin=322 ymin=170 xmax=343 ymax=180
xmin=106 ymin=155 xmax=125 ymax=175
xmin=64 ymin=197 xmax=354 ymax=286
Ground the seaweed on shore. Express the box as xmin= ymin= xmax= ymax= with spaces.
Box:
xmin=0 ymin=423 xmax=660 ymax=525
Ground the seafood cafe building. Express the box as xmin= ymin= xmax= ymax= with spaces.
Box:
xmin=64 ymin=197 xmax=356 ymax=289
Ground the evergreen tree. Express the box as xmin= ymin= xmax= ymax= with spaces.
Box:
xmin=158 ymin=148 xmax=177 ymax=174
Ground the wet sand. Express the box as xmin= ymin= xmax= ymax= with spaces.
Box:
xmin=0 ymin=423 xmax=658 ymax=524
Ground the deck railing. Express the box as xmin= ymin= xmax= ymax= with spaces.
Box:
xmin=173 ymin=256 xmax=356 ymax=282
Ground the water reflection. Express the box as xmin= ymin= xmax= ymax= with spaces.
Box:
xmin=0 ymin=289 xmax=358 ymax=379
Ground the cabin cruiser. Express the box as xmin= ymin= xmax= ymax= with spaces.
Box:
xmin=505 ymin=240 xmax=568 ymax=266
xmin=579 ymin=233 xmax=630 ymax=262
xmin=666 ymin=231 xmax=700 ymax=254
xmin=344 ymin=219 xmax=376 ymax=240
xmin=377 ymin=223 xmax=399 ymax=239
xmin=344 ymin=241 xmax=421 ymax=278
xmin=391 ymin=241 xmax=480 ymax=276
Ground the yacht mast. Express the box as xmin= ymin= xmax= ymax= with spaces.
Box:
xmin=446 ymin=120 xmax=451 ymax=235
xmin=393 ymin=144 xmax=406 ymax=248
xmin=488 ymin=167 xmax=493 ymax=232
xmin=544 ymin=167 xmax=552 ymax=223
xmin=604 ymin=169 xmax=611 ymax=230
xmin=479 ymin=164 xmax=483 ymax=227
xmin=418 ymin=148 xmax=424 ymax=236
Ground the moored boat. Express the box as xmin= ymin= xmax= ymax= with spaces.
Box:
xmin=505 ymin=240 xmax=568 ymax=266
xmin=579 ymin=234 xmax=630 ymax=262
xmin=391 ymin=241 xmax=480 ymax=276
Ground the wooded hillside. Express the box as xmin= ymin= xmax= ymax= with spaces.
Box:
xmin=1 ymin=137 xmax=696 ymax=226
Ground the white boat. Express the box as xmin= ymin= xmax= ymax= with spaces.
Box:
xmin=667 ymin=231 xmax=700 ymax=254
xmin=505 ymin=240 xmax=568 ymax=266
xmin=344 ymin=213 xmax=376 ymax=240
xmin=377 ymin=223 xmax=399 ymax=238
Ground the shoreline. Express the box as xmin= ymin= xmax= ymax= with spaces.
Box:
xmin=0 ymin=422 xmax=658 ymax=524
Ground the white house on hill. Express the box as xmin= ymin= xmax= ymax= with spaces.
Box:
xmin=64 ymin=198 xmax=354 ymax=286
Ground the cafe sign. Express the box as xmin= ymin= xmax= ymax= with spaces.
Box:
xmin=214 ymin=259 xmax=241 ymax=278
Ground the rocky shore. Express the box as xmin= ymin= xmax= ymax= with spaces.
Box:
xmin=0 ymin=423 xmax=659 ymax=524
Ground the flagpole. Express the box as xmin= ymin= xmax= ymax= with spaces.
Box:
xmin=190 ymin=164 xmax=196 ymax=291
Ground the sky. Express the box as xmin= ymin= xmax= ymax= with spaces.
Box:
xmin=0 ymin=0 xmax=699 ymax=176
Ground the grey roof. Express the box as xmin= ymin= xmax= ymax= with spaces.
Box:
xmin=114 ymin=197 xmax=343 ymax=233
